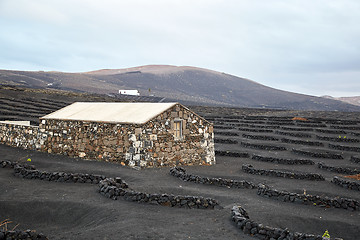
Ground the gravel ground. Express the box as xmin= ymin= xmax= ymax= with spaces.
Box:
xmin=1 ymin=107 xmax=360 ymax=239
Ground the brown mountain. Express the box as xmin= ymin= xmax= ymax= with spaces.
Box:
xmin=1 ymin=65 xmax=359 ymax=111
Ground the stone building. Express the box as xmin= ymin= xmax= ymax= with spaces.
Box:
xmin=23 ymin=102 xmax=215 ymax=168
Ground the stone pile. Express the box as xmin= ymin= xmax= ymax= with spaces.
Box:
xmin=231 ymin=206 xmax=340 ymax=240
xmin=329 ymin=144 xmax=360 ymax=153
xmin=0 ymin=230 xmax=48 ymax=240
xmin=215 ymin=150 xmax=249 ymax=158
xmin=257 ymin=184 xmax=359 ymax=211
xmin=240 ymin=142 xmax=287 ymax=151
xmin=251 ymin=155 xmax=315 ymax=165
xmin=170 ymin=167 xmax=256 ymax=189
xmin=98 ymin=178 xmax=220 ymax=209
xmin=292 ymin=149 xmax=343 ymax=159
xmin=332 ymin=176 xmax=360 ymax=191
xmin=242 ymin=164 xmax=325 ymax=181
xmin=317 ymin=162 xmax=360 ymax=175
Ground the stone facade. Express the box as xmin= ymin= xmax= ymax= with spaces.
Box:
xmin=0 ymin=103 xmax=215 ymax=168
xmin=0 ymin=123 xmax=43 ymax=150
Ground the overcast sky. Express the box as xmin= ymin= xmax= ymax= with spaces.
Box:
xmin=0 ymin=0 xmax=359 ymax=97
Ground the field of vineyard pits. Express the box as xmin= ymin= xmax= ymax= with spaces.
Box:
xmin=0 ymin=86 xmax=360 ymax=239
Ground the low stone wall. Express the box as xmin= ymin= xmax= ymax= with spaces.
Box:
xmin=351 ymin=132 xmax=360 ymax=137
xmin=316 ymin=135 xmax=360 ymax=143
xmin=281 ymin=138 xmax=324 ymax=147
xmin=350 ymin=155 xmax=360 ymax=164
xmin=274 ymin=130 xmax=312 ymax=138
xmin=213 ymin=125 xmax=234 ymax=130
xmin=257 ymin=184 xmax=359 ymax=211
xmin=214 ymin=138 xmax=238 ymax=144
xmin=215 ymin=150 xmax=249 ymax=158
xmin=317 ymin=162 xmax=360 ymax=175
xmin=13 ymin=165 xmax=109 ymax=184
xmin=292 ymin=149 xmax=343 ymax=159
xmin=238 ymin=127 xmax=273 ymax=133
xmin=170 ymin=167 xmax=255 ymax=189
xmin=326 ymin=120 xmax=358 ymax=125
xmin=251 ymin=155 xmax=315 ymax=165
xmin=332 ymin=176 xmax=360 ymax=191
xmin=331 ymin=126 xmax=360 ymax=130
xmin=98 ymin=178 xmax=220 ymax=209
xmin=1 ymin=160 xmax=219 ymax=210
xmin=0 ymin=230 xmax=48 ymax=240
xmin=329 ymin=143 xmax=360 ymax=153
xmin=297 ymin=123 xmax=327 ymax=128
xmin=239 ymin=124 xmax=280 ymax=129
xmin=1 ymin=160 xmax=35 ymax=169
xmin=280 ymin=126 xmax=314 ymax=131
xmin=315 ymin=129 xmax=346 ymax=134
xmin=231 ymin=206 xmax=340 ymax=240
xmin=214 ymin=131 xmax=239 ymax=136
xmin=240 ymin=142 xmax=287 ymax=151
xmin=242 ymin=164 xmax=324 ymax=181
xmin=242 ymin=134 xmax=279 ymax=141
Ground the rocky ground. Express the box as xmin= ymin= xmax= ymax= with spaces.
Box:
xmin=0 ymin=86 xmax=360 ymax=239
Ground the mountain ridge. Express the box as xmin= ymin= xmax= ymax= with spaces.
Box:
xmin=0 ymin=65 xmax=359 ymax=111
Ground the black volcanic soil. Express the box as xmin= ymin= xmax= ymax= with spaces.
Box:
xmin=1 ymin=87 xmax=360 ymax=239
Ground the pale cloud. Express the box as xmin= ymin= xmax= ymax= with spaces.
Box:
xmin=0 ymin=0 xmax=359 ymax=97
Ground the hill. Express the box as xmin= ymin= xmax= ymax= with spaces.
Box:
xmin=1 ymin=65 xmax=359 ymax=111
xmin=322 ymin=95 xmax=360 ymax=107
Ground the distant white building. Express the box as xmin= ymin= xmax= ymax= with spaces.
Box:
xmin=118 ymin=90 xmax=140 ymax=96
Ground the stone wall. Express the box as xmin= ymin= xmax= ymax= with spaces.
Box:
xmin=251 ymin=155 xmax=315 ymax=165
xmin=0 ymin=122 xmax=46 ymax=150
xmin=242 ymin=164 xmax=325 ymax=181
xmin=257 ymin=184 xmax=359 ymax=211
xmin=292 ymin=149 xmax=343 ymax=159
xmin=0 ymin=104 xmax=215 ymax=168
xmin=2 ymin=160 xmax=219 ymax=210
xmin=332 ymin=176 xmax=360 ymax=191
xmin=231 ymin=206 xmax=343 ymax=240
xmin=350 ymin=155 xmax=360 ymax=164
xmin=170 ymin=167 xmax=255 ymax=189
xmin=317 ymin=162 xmax=360 ymax=175
xmin=0 ymin=230 xmax=48 ymax=240
xmin=99 ymin=178 xmax=219 ymax=209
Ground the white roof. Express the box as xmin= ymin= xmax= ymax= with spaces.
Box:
xmin=0 ymin=121 xmax=31 ymax=126
xmin=41 ymin=102 xmax=178 ymax=124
